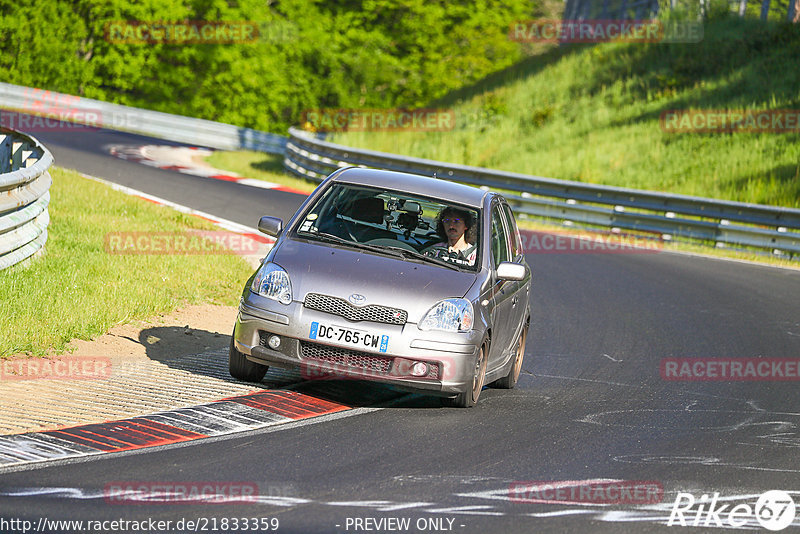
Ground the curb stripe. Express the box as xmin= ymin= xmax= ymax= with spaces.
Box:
xmin=108 ymin=144 xmax=309 ymax=195
xmin=145 ymin=405 xmax=291 ymax=435
xmin=46 ymin=419 xmax=206 ymax=451
xmin=0 ymin=390 xmax=351 ymax=469
xmin=227 ymin=390 xmax=351 ymax=418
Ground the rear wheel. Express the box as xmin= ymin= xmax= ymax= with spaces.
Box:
xmin=494 ymin=324 xmax=527 ymax=389
xmin=442 ymin=343 xmax=487 ymax=408
xmin=229 ymin=336 xmax=268 ymax=382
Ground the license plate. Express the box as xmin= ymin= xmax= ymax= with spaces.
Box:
xmin=309 ymin=322 xmax=389 ymax=353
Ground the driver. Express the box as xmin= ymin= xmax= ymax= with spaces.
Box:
xmin=426 ymin=206 xmax=478 ymax=266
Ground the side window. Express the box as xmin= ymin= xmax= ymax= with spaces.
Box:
xmin=501 ymin=202 xmax=523 ymax=259
xmin=491 ymin=205 xmax=511 ymax=269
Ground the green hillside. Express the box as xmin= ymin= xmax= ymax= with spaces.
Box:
xmin=333 ymin=13 xmax=800 ymax=207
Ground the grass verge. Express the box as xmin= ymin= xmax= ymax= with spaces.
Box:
xmin=0 ymin=167 xmax=253 ymax=357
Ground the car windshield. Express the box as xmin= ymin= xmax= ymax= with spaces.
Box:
xmin=293 ymin=183 xmax=481 ymax=271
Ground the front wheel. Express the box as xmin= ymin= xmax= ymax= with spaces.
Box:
xmin=229 ymin=336 xmax=268 ymax=382
xmin=494 ymin=324 xmax=527 ymax=389
xmin=442 ymin=343 xmax=487 ymax=408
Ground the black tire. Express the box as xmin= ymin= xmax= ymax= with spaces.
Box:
xmin=494 ymin=324 xmax=528 ymax=389
xmin=229 ymin=337 xmax=268 ymax=382
xmin=442 ymin=343 xmax=487 ymax=408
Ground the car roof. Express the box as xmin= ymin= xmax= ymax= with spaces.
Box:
xmin=330 ymin=167 xmax=490 ymax=209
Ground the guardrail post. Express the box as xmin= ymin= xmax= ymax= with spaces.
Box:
xmin=10 ymin=141 xmax=23 ymax=169
xmin=0 ymin=134 xmax=11 ymax=174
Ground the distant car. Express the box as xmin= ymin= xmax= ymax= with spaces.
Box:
xmin=230 ymin=167 xmax=531 ymax=407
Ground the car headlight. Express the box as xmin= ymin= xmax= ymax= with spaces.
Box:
xmin=251 ymin=262 xmax=292 ymax=305
xmin=419 ymin=298 xmax=473 ymax=332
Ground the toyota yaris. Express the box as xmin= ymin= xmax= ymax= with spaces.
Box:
xmin=230 ymin=167 xmax=531 ymax=407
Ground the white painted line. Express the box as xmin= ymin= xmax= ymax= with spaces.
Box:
xmin=237 ymin=178 xmax=282 ymax=189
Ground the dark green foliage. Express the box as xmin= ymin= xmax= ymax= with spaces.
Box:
xmin=0 ymin=0 xmax=534 ymax=132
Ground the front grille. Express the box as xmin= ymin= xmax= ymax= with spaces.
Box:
xmin=304 ymin=293 xmax=407 ymax=325
xmin=300 ymin=341 xmax=392 ymax=375
xmin=428 ymin=364 xmax=440 ymax=380
xmin=299 ymin=340 xmax=440 ymax=380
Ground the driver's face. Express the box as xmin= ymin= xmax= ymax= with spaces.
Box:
xmin=443 ymin=216 xmax=466 ymax=238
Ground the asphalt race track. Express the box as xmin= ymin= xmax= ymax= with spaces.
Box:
xmin=2 ymin=120 xmax=800 ymax=533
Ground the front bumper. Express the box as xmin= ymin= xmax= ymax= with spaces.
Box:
xmin=233 ymin=292 xmax=481 ymax=396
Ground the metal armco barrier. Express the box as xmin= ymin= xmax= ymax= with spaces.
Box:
xmin=2 ymin=81 xmax=797 ymax=257
xmin=0 ymin=129 xmax=53 ymax=270
xmin=0 ymin=82 xmax=287 ymax=154
xmin=284 ymin=127 xmax=800 ymax=256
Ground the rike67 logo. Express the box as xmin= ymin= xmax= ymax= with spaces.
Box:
xmin=668 ymin=490 xmax=796 ymax=531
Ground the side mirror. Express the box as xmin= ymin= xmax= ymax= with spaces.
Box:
xmin=258 ymin=216 xmax=283 ymax=237
xmin=496 ymin=261 xmax=526 ymax=281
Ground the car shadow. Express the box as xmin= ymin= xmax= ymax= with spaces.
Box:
xmin=137 ymin=326 xmax=442 ymax=408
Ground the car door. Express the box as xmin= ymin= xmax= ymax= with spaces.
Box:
xmin=487 ymin=200 xmax=518 ymax=369
xmin=500 ymin=200 xmax=530 ymax=342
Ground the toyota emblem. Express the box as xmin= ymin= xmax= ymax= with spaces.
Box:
xmin=348 ymin=293 xmax=367 ymax=306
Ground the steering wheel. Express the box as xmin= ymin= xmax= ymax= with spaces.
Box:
xmin=422 ymin=244 xmax=450 ymax=258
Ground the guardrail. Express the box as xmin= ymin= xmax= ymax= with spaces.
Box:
xmin=0 ymin=129 xmax=53 ymax=270
xmin=284 ymin=127 xmax=800 ymax=256
xmin=2 ymin=82 xmax=798 ymax=257
xmin=0 ymin=82 xmax=286 ymax=154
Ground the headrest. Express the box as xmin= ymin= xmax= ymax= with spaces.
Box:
xmin=350 ymin=197 xmax=385 ymax=224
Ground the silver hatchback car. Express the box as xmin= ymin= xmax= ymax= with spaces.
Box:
xmin=230 ymin=167 xmax=531 ymax=407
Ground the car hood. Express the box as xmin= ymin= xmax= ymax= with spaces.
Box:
xmin=272 ymin=238 xmax=478 ymax=323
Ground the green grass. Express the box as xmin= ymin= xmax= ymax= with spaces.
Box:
xmin=0 ymin=167 xmax=253 ymax=357
xmin=329 ymin=14 xmax=800 ymax=208
xmin=204 ymin=150 xmax=319 ymax=194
